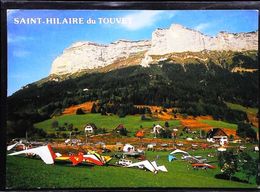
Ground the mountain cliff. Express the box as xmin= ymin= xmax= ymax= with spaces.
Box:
xmin=50 ymin=24 xmax=258 ymax=75
xmin=50 ymin=40 xmax=151 ymax=75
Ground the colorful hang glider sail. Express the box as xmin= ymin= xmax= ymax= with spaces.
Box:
xmin=191 ymin=163 xmax=216 ymax=169
xmin=8 ymin=144 xmax=112 ymax=166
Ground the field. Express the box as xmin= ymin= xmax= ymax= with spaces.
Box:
xmin=35 ymin=113 xmax=180 ymax=133
xmin=225 ymin=102 xmax=258 ymax=115
xmin=198 ymin=119 xmax=238 ymax=130
xmin=6 ymin=150 xmax=257 ymax=189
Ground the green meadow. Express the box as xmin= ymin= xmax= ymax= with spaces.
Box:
xmin=6 ymin=150 xmax=257 ymax=189
xmin=199 ymin=119 xmax=238 ymax=130
xmin=35 ymin=113 xmax=180 ymax=133
xmin=225 ymin=102 xmax=258 ymax=115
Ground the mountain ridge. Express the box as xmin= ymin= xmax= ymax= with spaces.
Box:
xmin=50 ymin=23 xmax=258 ymax=75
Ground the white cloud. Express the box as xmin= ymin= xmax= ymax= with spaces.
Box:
xmin=194 ymin=23 xmax=211 ymax=32
xmin=8 ymin=34 xmax=34 ymax=43
xmin=121 ymin=11 xmax=165 ymax=31
xmin=13 ymin=50 xmax=31 ymax=58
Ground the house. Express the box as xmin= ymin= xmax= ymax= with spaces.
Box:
xmin=136 ymin=130 xmax=145 ymax=138
xmin=114 ymin=124 xmax=128 ymax=136
xmin=151 ymin=124 xmax=164 ymax=134
xmin=84 ymin=123 xmax=97 ymax=134
xmin=207 ymin=128 xmax=228 ymax=146
xmin=123 ymin=144 xmax=135 ymax=152
xmin=115 ymin=124 xmax=125 ymax=133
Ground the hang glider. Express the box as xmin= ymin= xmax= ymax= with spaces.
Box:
xmin=7 ymin=142 xmax=19 ymax=151
xmin=170 ymin=149 xmax=189 ymax=155
xmin=191 ymin=163 xmax=216 ymax=169
xmin=8 ymin=144 xmax=56 ymax=164
xmin=8 ymin=144 xmax=112 ymax=166
xmin=182 ymin=155 xmax=207 ymax=163
xmin=127 ymin=160 xmax=167 ymax=173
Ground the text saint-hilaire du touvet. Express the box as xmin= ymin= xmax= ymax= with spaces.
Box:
xmin=13 ymin=17 xmax=131 ymax=25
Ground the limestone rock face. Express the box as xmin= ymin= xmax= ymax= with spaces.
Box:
xmin=50 ymin=40 xmax=151 ymax=75
xmin=50 ymin=24 xmax=258 ymax=75
xmin=149 ymin=24 xmax=258 ymax=55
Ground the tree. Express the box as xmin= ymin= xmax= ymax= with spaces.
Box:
xmin=76 ymin=108 xmax=85 ymax=115
xmin=236 ymin=122 xmax=257 ymax=141
xmin=68 ymin=123 xmax=73 ymax=131
xmin=164 ymin=121 xmax=169 ymax=128
xmin=91 ymin=103 xmax=97 ymax=113
xmin=51 ymin=120 xmax=59 ymax=128
xmin=158 ymin=128 xmax=172 ymax=138
xmin=117 ymin=107 xmax=126 ymax=118
xmin=141 ymin=114 xmax=146 ymax=120
xmin=218 ymin=150 xmax=238 ymax=180
xmin=119 ymin=128 xmax=128 ymax=136
xmin=239 ymin=152 xmax=257 ymax=183
xmin=200 ymin=130 xmax=206 ymax=139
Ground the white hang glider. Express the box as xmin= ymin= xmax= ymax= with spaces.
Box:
xmin=8 ymin=144 xmax=56 ymax=164
xmin=8 ymin=144 xmax=112 ymax=166
xmin=170 ymin=149 xmax=189 ymax=155
xmin=127 ymin=160 xmax=168 ymax=173
xmin=7 ymin=142 xmax=19 ymax=151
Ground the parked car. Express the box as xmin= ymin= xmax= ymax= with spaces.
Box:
xmin=117 ymin=159 xmax=132 ymax=166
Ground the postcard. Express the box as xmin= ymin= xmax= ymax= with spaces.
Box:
xmin=4 ymin=8 xmax=259 ymax=189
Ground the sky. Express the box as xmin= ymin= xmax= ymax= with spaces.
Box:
xmin=7 ymin=10 xmax=258 ymax=96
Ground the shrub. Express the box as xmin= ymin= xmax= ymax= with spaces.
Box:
xmin=51 ymin=120 xmax=59 ymax=128
xmin=76 ymin=108 xmax=85 ymax=115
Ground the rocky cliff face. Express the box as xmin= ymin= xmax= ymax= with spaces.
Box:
xmin=50 ymin=40 xmax=151 ymax=75
xmin=149 ymin=24 xmax=258 ymax=54
xmin=50 ymin=24 xmax=258 ymax=75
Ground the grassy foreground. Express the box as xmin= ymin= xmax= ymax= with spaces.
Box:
xmin=35 ymin=113 xmax=180 ymax=133
xmin=6 ymin=150 xmax=257 ymax=189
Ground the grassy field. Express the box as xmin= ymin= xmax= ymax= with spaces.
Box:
xmin=198 ymin=119 xmax=238 ymax=130
xmin=225 ymin=102 xmax=258 ymax=115
xmin=35 ymin=113 xmax=180 ymax=133
xmin=6 ymin=150 xmax=257 ymax=189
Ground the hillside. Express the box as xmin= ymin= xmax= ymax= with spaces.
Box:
xmin=7 ymin=49 xmax=258 ymax=138
xmin=49 ymin=23 xmax=258 ymax=75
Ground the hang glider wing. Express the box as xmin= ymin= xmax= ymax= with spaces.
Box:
xmin=83 ymin=154 xmax=104 ymax=166
xmin=151 ymin=161 xmax=168 ymax=172
xmin=192 ymin=163 xmax=216 ymax=169
xmin=127 ymin=160 xmax=157 ymax=173
xmin=55 ymin=152 xmax=62 ymax=157
xmin=85 ymin=151 xmax=112 ymax=165
xmin=170 ymin=149 xmax=189 ymax=155
xmin=69 ymin=153 xmax=84 ymax=166
xmin=55 ymin=152 xmax=85 ymax=166
xmin=7 ymin=142 xmax=18 ymax=151
xmin=8 ymin=144 xmax=56 ymax=164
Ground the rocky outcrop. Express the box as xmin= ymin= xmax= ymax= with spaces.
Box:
xmin=50 ymin=40 xmax=151 ymax=75
xmin=149 ymin=24 xmax=258 ymax=55
xmin=50 ymin=24 xmax=258 ymax=75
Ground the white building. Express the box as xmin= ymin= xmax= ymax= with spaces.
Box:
xmin=84 ymin=123 xmax=97 ymax=133
xmin=123 ymin=144 xmax=135 ymax=153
